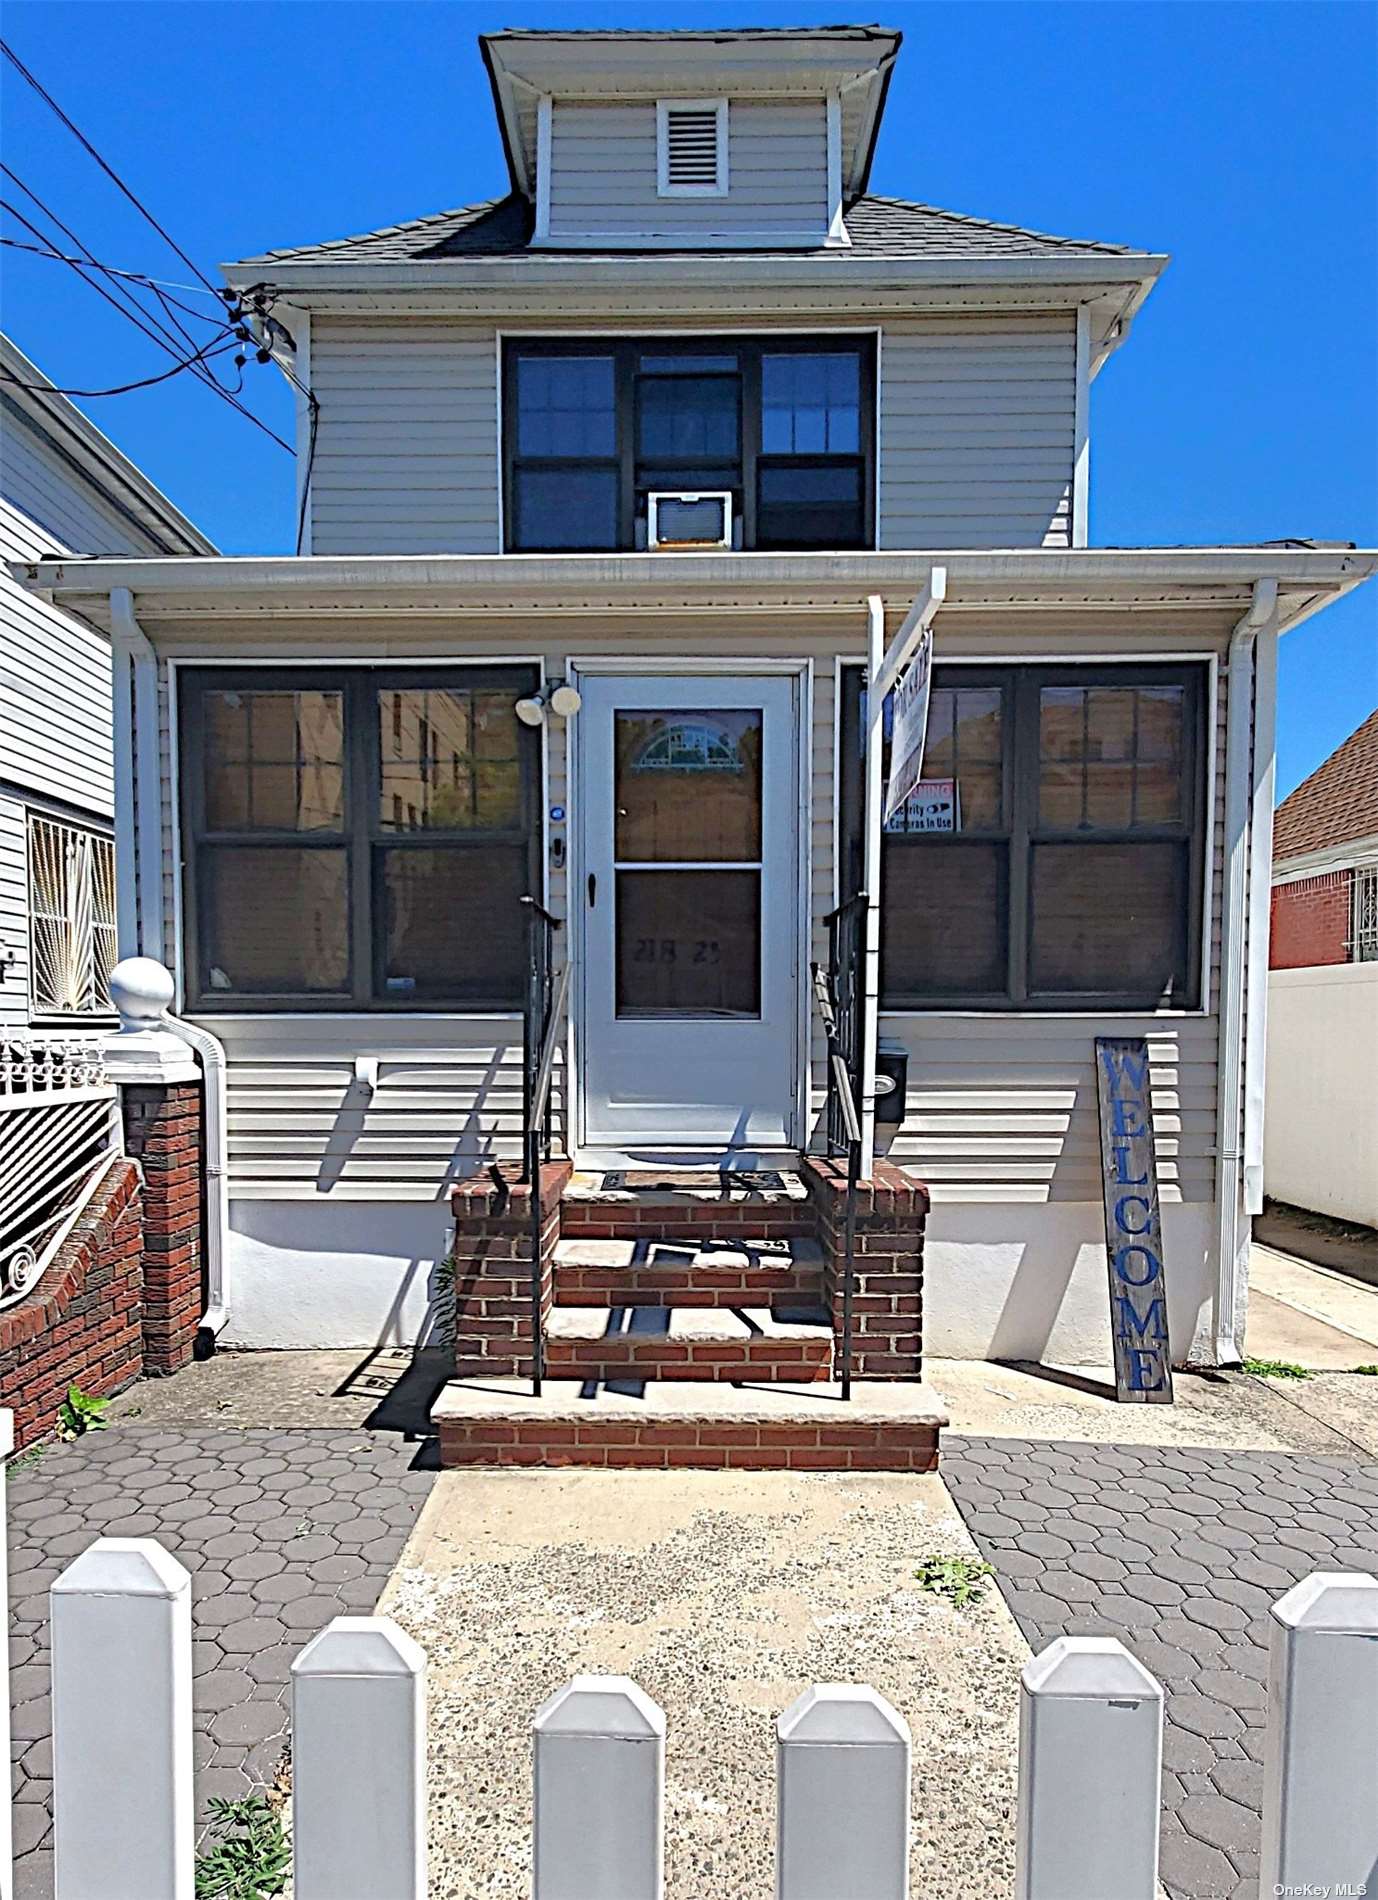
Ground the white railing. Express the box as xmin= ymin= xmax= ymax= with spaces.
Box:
xmin=3 ymin=1489 xmax=1373 ymax=1900
xmin=0 ymin=1037 xmax=120 ymax=1307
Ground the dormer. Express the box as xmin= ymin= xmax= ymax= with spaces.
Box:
xmin=481 ymin=26 xmax=900 ymax=250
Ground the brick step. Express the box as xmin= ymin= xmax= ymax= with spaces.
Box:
xmin=553 ymin=1236 xmax=826 ymax=1308
xmin=544 ymin=1303 xmax=834 ymax=1383
xmin=559 ymin=1170 xmax=813 ymax=1243
xmin=431 ymin=1378 xmax=948 ymax=1471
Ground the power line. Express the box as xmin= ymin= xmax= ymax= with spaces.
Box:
xmin=0 ymin=235 xmax=224 ymax=316
xmin=0 ymin=36 xmax=221 ymax=297
xmin=1 ymin=335 xmax=241 ymax=398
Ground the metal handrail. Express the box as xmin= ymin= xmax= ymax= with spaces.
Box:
xmin=812 ymin=890 xmax=866 ymax=1401
xmin=520 ymin=897 xmax=566 ymax=1397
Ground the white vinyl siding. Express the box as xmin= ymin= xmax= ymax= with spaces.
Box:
xmin=147 ymin=606 xmax=1237 ymax=1209
xmin=306 ymin=322 xmax=500 ymax=555
xmin=0 ymin=415 xmax=149 ymax=556
xmin=0 ymin=565 xmax=114 ymax=818
xmin=879 ymin=317 xmax=1077 ymax=549
xmin=546 ymin=99 xmax=829 ymax=244
xmin=0 ymin=795 xmax=29 ymax=1030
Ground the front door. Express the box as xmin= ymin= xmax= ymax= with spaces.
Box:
xmin=576 ymin=671 xmax=801 ymax=1155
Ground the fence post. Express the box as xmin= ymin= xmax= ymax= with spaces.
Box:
xmin=1 ymin=1410 xmax=12 ymax=1900
xmin=776 ymin=1684 xmax=910 ymax=1900
xmin=1261 ymin=1569 xmax=1378 ymax=1892
xmin=291 ymin=1616 xmax=427 ymax=1900
xmin=1016 ymin=1637 xmax=1162 ymax=1900
xmin=533 ymin=1675 xmax=665 ymax=1900
xmin=50 ymin=1537 xmax=192 ymax=1900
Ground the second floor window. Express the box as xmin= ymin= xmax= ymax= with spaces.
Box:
xmin=503 ymin=336 xmax=874 ymax=555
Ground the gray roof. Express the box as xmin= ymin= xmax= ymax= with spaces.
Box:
xmin=231 ymin=192 xmax=1147 ymax=271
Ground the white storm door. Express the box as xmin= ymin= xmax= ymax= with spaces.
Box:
xmin=577 ymin=672 xmax=800 ymax=1152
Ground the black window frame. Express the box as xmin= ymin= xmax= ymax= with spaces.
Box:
xmin=502 ymin=334 xmax=876 ymax=555
xmin=179 ymin=665 xmax=541 ymax=1013
xmin=840 ymin=661 xmax=1209 ymax=1012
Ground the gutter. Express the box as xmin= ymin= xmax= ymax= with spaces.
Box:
xmin=1212 ymin=577 xmax=1278 ymax=1364
xmin=159 ymin=1010 xmax=231 ymax=1346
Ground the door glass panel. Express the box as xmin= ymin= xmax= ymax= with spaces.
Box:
xmin=615 ymin=870 xmax=760 ymax=1017
xmin=613 ymin=710 xmax=762 ymax=862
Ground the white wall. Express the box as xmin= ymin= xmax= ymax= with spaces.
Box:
xmin=924 ymin=1201 xmax=1214 ymax=1365
xmin=1264 ymin=962 xmax=1378 ymax=1227
xmin=225 ymin=1199 xmax=453 ymax=1349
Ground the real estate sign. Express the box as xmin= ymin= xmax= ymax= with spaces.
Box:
xmin=1095 ymin=1036 xmax=1174 ymax=1404
xmin=882 ymin=626 xmax=934 ymax=826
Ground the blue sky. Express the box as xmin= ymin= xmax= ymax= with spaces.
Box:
xmin=2 ymin=0 xmax=1374 ymax=797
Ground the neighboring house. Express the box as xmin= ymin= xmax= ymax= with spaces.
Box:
xmin=1265 ymin=710 xmax=1378 ymax=1226
xmin=0 ymin=335 xmax=214 ymax=1034
xmin=13 ymin=25 xmax=1376 ymax=1381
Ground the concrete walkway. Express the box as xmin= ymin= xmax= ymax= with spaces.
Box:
xmin=381 ymin=1467 xmax=1029 ymax=1900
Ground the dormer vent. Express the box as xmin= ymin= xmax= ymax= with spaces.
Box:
xmin=657 ymin=100 xmax=728 ymax=196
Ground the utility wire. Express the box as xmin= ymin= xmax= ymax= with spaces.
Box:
xmin=0 ymin=235 xmax=225 ymax=318
xmin=1 ymin=36 xmax=222 ymax=298
xmin=1 ymin=336 xmax=241 ymax=398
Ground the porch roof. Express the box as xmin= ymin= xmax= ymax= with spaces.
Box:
xmin=13 ymin=546 xmax=1376 ymax=641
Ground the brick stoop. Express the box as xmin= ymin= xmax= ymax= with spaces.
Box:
xmin=431 ymin=1378 xmax=948 ymax=1471
xmin=544 ymin=1301 xmax=834 ymax=1383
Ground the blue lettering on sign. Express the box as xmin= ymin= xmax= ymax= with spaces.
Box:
xmin=1097 ymin=1035 xmax=1173 ymax=1403
xmin=1114 ymin=1195 xmax=1153 ymax=1234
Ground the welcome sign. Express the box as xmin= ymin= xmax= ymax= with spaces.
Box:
xmin=1095 ymin=1037 xmax=1174 ymax=1404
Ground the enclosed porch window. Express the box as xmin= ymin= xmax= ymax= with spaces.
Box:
xmin=179 ymin=667 xmax=541 ymax=1010
xmin=841 ymin=662 xmax=1208 ymax=1011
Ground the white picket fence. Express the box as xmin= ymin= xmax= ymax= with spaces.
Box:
xmin=3 ymin=1462 xmax=1377 ymax=1897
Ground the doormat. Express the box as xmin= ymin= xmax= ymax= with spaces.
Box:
xmin=601 ymin=1169 xmax=789 ymax=1195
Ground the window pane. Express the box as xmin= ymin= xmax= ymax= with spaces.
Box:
xmin=203 ymin=689 xmax=344 ymax=832
xmin=379 ymin=846 xmax=526 ymax=1004
xmin=1039 ymin=684 xmax=1186 ymax=831
xmin=616 ymin=870 xmax=760 ymax=1016
xmin=761 ymin=352 xmax=860 ymax=454
xmin=639 ymin=353 xmax=738 ymax=374
xmin=614 ymin=710 xmax=762 ymax=861
xmin=638 ymin=373 xmax=739 ymax=461
xmin=378 ymin=688 xmax=521 ymax=831
xmin=203 ymin=847 xmax=348 ymax=994
xmin=879 ymin=683 xmax=1005 ymax=834
xmin=515 ymin=355 xmax=615 ymax=457
xmin=1030 ymin=842 xmax=1185 ymax=997
xmin=881 ymin=841 xmax=1006 ymax=997
xmin=514 ymin=467 xmax=618 ymax=550
xmin=757 ymin=461 xmax=863 ymax=550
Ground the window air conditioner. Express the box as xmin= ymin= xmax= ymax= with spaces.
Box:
xmin=647 ymin=491 xmax=733 ymax=550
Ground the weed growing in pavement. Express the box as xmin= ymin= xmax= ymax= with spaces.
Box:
xmin=57 ymin=1383 xmax=110 ymax=1439
xmin=194 ymin=1793 xmax=289 ymax=1899
xmin=1242 ymin=1357 xmax=1315 ymax=1380
xmin=1353 ymin=1364 xmax=1378 ymax=1376
xmin=913 ymin=1554 xmax=994 ymax=1609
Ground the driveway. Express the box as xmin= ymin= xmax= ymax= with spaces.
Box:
xmin=944 ymin=1434 xmax=1378 ymax=1900
xmin=6 ymin=1423 xmax=434 ymax=1899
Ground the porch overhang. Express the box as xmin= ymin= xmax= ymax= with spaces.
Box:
xmin=15 ymin=545 xmax=1377 ymax=640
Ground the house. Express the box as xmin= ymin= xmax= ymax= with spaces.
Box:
xmin=0 ymin=334 xmax=213 ymax=1036
xmin=1265 ymin=709 xmax=1378 ymax=1226
xmin=13 ymin=26 xmax=1375 ymax=1449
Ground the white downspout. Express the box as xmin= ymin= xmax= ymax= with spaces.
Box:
xmin=1242 ymin=617 xmax=1279 ymax=1215
xmin=1212 ymin=577 xmax=1278 ymax=1363
xmin=860 ymin=595 xmax=886 ymax=1176
xmin=160 ymin=1012 xmax=230 ymax=1343
xmin=109 ymin=587 xmax=164 ymax=966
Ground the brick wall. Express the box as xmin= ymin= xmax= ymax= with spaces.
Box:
xmin=121 ymin=1079 xmax=206 ymax=1375
xmin=802 ymin=1158 xmax=927 ymax=1380
xmin=449 ymin=1161 xmax=571 ymax=1377
xmin=0 ymin=1158 xmax=143 ymax=1451
xmin=1270 ymin=871 xmax=1352 ymax=969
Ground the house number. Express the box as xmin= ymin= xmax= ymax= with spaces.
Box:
xmin=631 ymin=939 xmax=721 ymax=965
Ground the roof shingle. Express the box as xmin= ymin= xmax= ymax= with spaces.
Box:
xmin=1273 ymin=707 xmax=1378 ymax=863
xmin=231 ymin=191 xmax=1147 ymax=270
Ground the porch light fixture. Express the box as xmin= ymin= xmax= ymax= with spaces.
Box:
xmin=514 ymin=684 xmax=583 ymax=727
